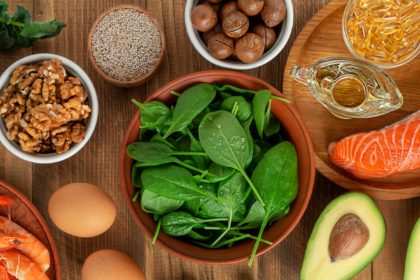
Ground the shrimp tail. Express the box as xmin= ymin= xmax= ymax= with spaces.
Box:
xmin=0 ymin=196 xmax=12 ymax=207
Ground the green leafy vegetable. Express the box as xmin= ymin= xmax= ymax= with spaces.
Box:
xmin=198 ymin=111 xmax=264 ymax=206
xmin=248 ymin=141 xmax=299 ymax=266
xmin=0 ymin=1 xmax=65 ymax=50
xmin=252 ymin=90 xmax=271 ymax=138
xmin=128 ymin=82 xmax=298 ymax=263
xmin=161 ymin=211 xmax=226 ymax=236
xmin=141 ymin=190 xmax=184 ymax=215
xmin=163 ymin=83 xmax=216 ymax=138
xmin=132 ymin=100 xmax=171 ymax=134
xmin=221 ymin=96 xmax=252 ymax=122
xmin=141 ymin=165 xmax=219 ymax=201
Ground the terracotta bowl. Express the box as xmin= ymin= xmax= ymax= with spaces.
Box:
xmin=0 ymin=180 xmax=60 ymax=279
xmin=88 ymin=4 xmax=166 ymax=87
xmin=120 ymin=70 xmax=315 ymax=264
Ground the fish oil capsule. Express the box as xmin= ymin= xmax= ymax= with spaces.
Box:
xmin=345 ymin=0 xmax=420 ymax=65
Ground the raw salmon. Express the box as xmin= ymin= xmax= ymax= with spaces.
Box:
xmin=329 ymin=111 xmax=420 ymax=179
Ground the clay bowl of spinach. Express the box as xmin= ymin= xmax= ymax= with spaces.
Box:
xmin=120 ymin=70 xmax=315 ymax=265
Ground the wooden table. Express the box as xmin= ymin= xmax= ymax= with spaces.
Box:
xmin=0 ymin=0 xmax=418 ymax=279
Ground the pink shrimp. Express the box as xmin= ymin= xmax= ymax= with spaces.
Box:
xmin=0 ymin=217 xmax=50 ymax=272
xmin=0 ymin=249 xmax=49 ymax=280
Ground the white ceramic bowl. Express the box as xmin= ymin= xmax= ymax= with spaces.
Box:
xmin=0 ymin=53 xmax=99 ymax=164
xmin=185 ymin=0 xmax=294 ymax=70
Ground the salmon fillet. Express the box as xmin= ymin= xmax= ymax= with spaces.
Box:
xmin=329 ymin=111 xmax=420 ymax=179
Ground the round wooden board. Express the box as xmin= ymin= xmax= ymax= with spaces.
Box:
xmin=0 ymin=180 xmax=60 ymax=279
xmin=283 ymin=0 xmax=420 ymax=200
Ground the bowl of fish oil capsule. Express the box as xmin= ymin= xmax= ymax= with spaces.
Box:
xmin=342 ymin=0 xmax=420 ymax=69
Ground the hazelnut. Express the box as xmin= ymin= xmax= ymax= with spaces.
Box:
xmin=191 ymin=4 xmax=218 ymax=32
xmin=208 ymin=33 xmax=234 ymax=59
xmin=235 ymin=33 xmax=265 ymax=63
xmin=207 ymin=0 xmax=224 ymax=3
xmin=220 ymin=1 xmax=239 ymax=20
xmin=222 ymin=11 xmax=249 ymax=38
xmin=238 ymin=0 xmax=265 ymax=16
xmin=251 ymin=23 xmax=277 ymax=49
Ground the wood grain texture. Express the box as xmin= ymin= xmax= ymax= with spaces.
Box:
xmin=0 ymin=0 xmax=418 ymax=279
xmin=283 ymin=0 xmax=420 ymax=200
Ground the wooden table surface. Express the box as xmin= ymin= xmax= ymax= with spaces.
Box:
xmin=0 ymin=0 xmax=418 ymax=279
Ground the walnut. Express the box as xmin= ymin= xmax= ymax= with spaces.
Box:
xmin=18 ymin=132 xmax=41 ymax=153
xmin=10 ymin=65 xmax=38 ymax=86
xmin=31 ymin=103 xmax=72 ymax=131
xmin=60 ymin=78 xmax=86 ymax=101
xmin=70 ymin=123 xmax=86 ymax=143
xmin=1 ymin=59 xmax=92 ymax=154
xmin=18 ymin=73 xmax=38 ymax=90
xmin=38 ymin=60 xmax=66 ymax=85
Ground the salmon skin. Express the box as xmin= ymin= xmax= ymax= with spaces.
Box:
xmin=329 ymin=111 xmax=420 ymax=179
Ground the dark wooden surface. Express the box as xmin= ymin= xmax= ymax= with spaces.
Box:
xmin=0 ymin=0 xmax=418 ymax=279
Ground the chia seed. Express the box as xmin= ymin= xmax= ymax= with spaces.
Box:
xmin=91 ymin=8 xmax=162 ymax=81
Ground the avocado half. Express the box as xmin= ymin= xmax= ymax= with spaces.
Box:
xmin=404 ymin=218 xmax=420 ymax=280
xmin=300 ymin=192 xmax=386 ymax=280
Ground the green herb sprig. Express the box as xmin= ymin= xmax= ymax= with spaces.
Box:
xmin=0 ymin=1 xmax=65 ymax=50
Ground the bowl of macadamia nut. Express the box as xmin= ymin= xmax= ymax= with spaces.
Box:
xmin=185 ymin=0 xmax=293 ymax=70
xmin=0 ymin=53 xmax=98 ymax=164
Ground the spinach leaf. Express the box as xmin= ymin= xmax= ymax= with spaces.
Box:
xmin=188 ymin=230 xmax=211 ymax=240
xmin=252 ymin=90 xmax=271 ymax=138
xmin=221 ymin=96 xmax=252 ymax=122
xmin=163 ymin=83 xmax=216 ymax=138
xmin=0 ymin=1 xmax=65 ymax=50
xmin=214 ymin=84 xmax=290 ymax=104
xmin=243 ymin=117 xmax=254 ymax=166
xmin=184 ymin=184 xmax=216 ymax=215
xmin=199 ymin=111 xmax=264 ymax=206
xmin=264 ymin=113 xmax=280 ymax=137
xmin=206 ymin=163 xmax=235 ymax=183
xmin=127 ymin=142 xmax=210 ymax=175
xmin=186 ymin=128 xmax=209 ymax=170
xmin=211 ymin=172 xmax=246 ymax=245
xmin=161 ymin=211 xmax=226 ymax=236
xmin=248 ymin=141 xmax=298 ymax=266
xmin=141 ymin=190 xmax=184 ymax=215
xmin=132 ymin=162 xmax=144 ymax=188
xmin=132 ymin=100 xmax=171 ymax=134
xmin=141 ymin=165 xmax=218 ymax=201
xmin=239 ymin=201 xmax=289 ymax=229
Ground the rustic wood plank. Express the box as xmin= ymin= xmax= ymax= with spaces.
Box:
xmin=0 ymin=0 xmax=418 ymax=279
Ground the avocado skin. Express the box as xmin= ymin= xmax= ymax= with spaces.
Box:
xmin=300 ymin=192 xmax=386 ymax=280
xmin=404 ymin=218 xmax=420 ymax=280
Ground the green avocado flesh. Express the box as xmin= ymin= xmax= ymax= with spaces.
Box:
xmin=300 ymin=192 xmax=386 ymax=280
xmin=404 ymin=218 xmax=420 ymax=280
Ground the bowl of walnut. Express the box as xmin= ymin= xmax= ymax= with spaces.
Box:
xmin=0 ymin=53 xmax=98 ymax=164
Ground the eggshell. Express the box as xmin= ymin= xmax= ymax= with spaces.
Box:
xmin=82 ymin=249 xmax=145 ymax=280
xmin=48 ymin=182 xmax=116 ymax=238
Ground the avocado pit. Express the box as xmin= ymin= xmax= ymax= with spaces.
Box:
xmin=328 ymin=214 xmax=369 ymax=262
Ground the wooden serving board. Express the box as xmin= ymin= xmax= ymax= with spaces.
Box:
xmin=283 ymin=0 xmax=420 ymax=200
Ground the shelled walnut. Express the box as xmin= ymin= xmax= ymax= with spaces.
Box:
xmin=0 ymin=59 xmax=92 ymax=155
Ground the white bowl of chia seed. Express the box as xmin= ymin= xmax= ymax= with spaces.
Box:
xmin=88 ymin=5 xmax=166 ymax=87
